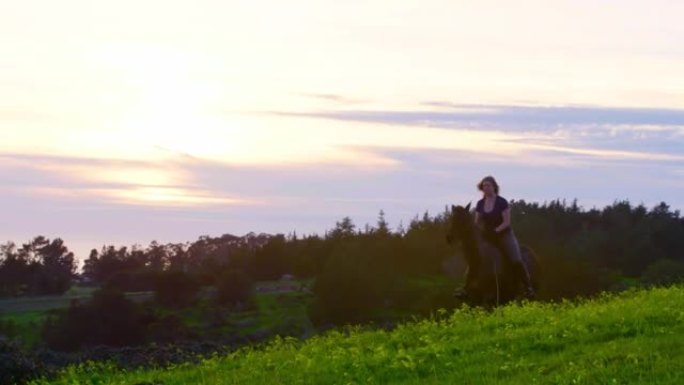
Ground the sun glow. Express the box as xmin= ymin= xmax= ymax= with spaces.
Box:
xmin=99 ymin=186 xmax=248 ymax=207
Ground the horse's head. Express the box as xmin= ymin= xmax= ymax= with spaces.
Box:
xmin=446 ymin=202 xmax=474 ymax=245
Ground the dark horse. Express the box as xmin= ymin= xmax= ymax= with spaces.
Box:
xmin=446 ymin=203 xmax=540 ymax=307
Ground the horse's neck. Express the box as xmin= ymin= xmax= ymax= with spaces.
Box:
xmin=461 ymin=228 xmax=482 ymax=267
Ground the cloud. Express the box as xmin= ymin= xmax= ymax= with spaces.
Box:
xmin=0 ymin=153 xmax=255 ymax=208
xmin=268 ymin=103 xmax=684 ymax=163
xmin=275 ymin=103 xmax=684 ymax=128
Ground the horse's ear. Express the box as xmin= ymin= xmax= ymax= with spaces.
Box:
xmin=465 ymin=202 xmax=471 ymax=211
xmin=451 ymin=204 xmax=457 ymax=212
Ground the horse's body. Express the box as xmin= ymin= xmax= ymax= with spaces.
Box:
xmin=447 ymin=204 xmax=539 ymax=307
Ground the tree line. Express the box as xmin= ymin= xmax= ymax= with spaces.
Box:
xmin=0 ymin=236 xmax=76 ymax=296
xmin=2 ymin=199 xmax=684 ymax=335
xmin=2 ymin=199 xmax=684 ymax=302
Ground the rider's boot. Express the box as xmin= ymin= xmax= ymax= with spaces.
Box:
xmin=454 ymin=267 xmax=475 ymax=299
xmin=454 ymin=286 xmax=469 ymax=299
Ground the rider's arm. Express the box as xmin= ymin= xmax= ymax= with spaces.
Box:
xmin=496 ymin=208 xmax=511 ymax=232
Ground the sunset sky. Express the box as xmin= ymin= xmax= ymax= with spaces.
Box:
xmin=2 ymin=1 xmax=683 ymax=261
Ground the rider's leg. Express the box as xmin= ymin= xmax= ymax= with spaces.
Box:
xmin=454 ymin=265 xmax=476 ymax=298
xmin=499 ymin=230 xmax=535 ymax=298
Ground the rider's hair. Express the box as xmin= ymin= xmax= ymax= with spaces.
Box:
xmin=477 ymin=175 xmax=500 ymax=194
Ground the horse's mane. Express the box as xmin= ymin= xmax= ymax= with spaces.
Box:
xmin=456 ymin=210 xmax=488 ymax=261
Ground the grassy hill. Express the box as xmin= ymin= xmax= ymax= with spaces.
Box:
xmin=32 ymin=285 xmax=684 ymax=385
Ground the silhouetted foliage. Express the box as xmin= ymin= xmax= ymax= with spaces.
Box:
xmin=250 ymin=235 xmax=289 ymax=281
xmin=216 ymin=269 xmax=254 ymax=306
xmin=0 ymin=237 xmax=76 ymax=297
xmin=4 ymin=198 xmax=684 ymax=347
xmin=146 ymin=314 xmax=196 ymax=344
xmin=154 ymin=271 xmax=200 ymax=307
xmin=509 ymin=199 xmax=684 ymax=297
xmin=42 ymin=288 xmax=149 ymax=351
xmin=309 ymin=240 xmax=386 ymax=326
xmin=104 ymin=269 xmax=159 ymax=292
xmin=0 ymin=337 xmax=261 ymax=385
xmin=0 ymin=339 xmax=42 ymax=385
xmin=79 ymin=234 xmax=273 ymax=291
xmin=642 ymin=259 xmax=684 ymax=286
xmin=0 ymin=319 xmax=18 ymax=341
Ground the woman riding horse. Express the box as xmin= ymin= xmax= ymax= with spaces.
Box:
xmin=454 ymin=176 xmax=535 ymax=300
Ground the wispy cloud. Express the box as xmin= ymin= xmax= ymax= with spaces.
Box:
xmin=275 ymin=104 xmax=684 ymax=128
xmin=0 ymin=153 xmax=256 ymax=208
xmin=269 ymin=103 xmax=684 ymax=163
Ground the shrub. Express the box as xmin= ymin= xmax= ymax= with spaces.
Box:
xmin=154 ymin=271 xmax=200 ymax=307
xmin=42 ymin=288 xmax=148 ymax=351
xmin=216 ymin=269 xmax=254 ymax=306
xmin=642 ymin=259 xmax=684 ymax=286
xmin=0 ymin=339 xmax=41 ymax=385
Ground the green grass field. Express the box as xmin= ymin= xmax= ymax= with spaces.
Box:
xmin=1 ymin=310 xmax=47 ymax=346
xmin=31 ymin=285 xmax=684 ymax=385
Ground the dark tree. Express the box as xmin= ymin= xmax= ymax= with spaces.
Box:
xmin=33 ymin=238 xmax=76 ymax=295
xmin=0 ymin=237 xmax=76 ymax=296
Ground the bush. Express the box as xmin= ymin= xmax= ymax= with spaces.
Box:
xmin=42 ymin=288 xmax=148 ymax=351
xmin=0 ymin=319 xmax=18 ymax=340
xmin=147 ymin=314 xmax=196 ymax=343
xmin=536 ymin=255 xmax=615 ymax=300
xmin=104 ymin=270 xmax=159 ymax=292
xmin=216 ymin=270 xmax=254 ymax=306
xmin=309 ymin=242 xmax=385 ymax=326
xmin=0 ymin=339 xmax=42 ymax=385
xmin=642 ymin=259 xmax=684 ymax=286
xmin=154 ymin=271 xmax=200 ymax=307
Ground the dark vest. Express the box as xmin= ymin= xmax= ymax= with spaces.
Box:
xmin=476 ymin=195 xmax=511 ymax=234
